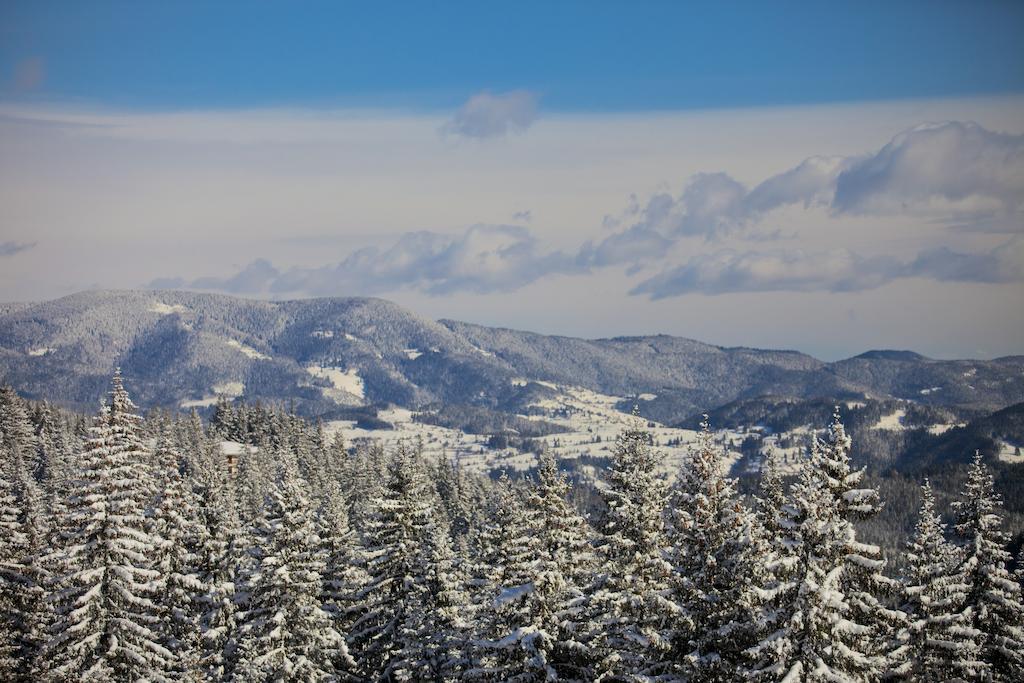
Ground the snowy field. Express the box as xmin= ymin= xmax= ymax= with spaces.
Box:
xmin=323 ymin=381 xmax=752 ymax=482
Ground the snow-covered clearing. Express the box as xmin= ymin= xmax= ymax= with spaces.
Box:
xmin=225 ymin=338 xmax=270 ymax=360
xmin=327 ymin=382 xmax=751 ymax=482
xmin=27 ymin=347 xmax=54 ymax=356
xmin=872 ymin=409 xmax=906 ymax=431
xmin=919 ymin=386 xmax=942 ymax=395
xmin=149 ymin=302 xmax=188 ymax=315
xmin=180 ymin=381 xmax=245 ymax=408
xmin=997 ymin=440 xmax=1024 ymax=464
xmin=403 ymin=348 xmax=423 ymax=360
xmin=305 ymin=365 xmax=365 ymax=403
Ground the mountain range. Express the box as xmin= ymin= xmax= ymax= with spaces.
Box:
xmin=1 ymin=290 xmax=1022 ymax=423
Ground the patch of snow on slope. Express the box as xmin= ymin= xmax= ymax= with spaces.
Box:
xmin=149 ymin=302 xmax=188 ymax=315
xmin=927 ymin=423 xmax=964 ymax=435
xmin=403 ymin=348 xmax=423 ymax=360
xmin=213 ymin=381 xmax=244 ymax=397
xmin=344 ymin=333 xmax=358 ymax=341
xmin=637 ymin=393 xmax=657 ymax=401
xmin=306 ymin=365 xmax=365 ymax=402
xmin=919 ymin=386 xmax=942 ymax=395
xmin=872 ymin=409 xmax=906 ymax=431
xmin=180 ymin=381 xmax=245 ymax=408
xmin=311 ymin=329 xmax=334 ymax=339
xmin=225 ymin=339 xmax=270 ymax=360
xmin=27 ymin=347 xmax=54 ymax=356
xmin=997 ymin=439 xmax=1024 ymax=464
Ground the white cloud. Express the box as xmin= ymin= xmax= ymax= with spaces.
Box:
xmin=630 ymin=238 xmax=1024 ymax=298
xmin=441 ymin=90 xmax=539 ymax=139
xmin=833 ymin=121 xmax=1024 ymax=218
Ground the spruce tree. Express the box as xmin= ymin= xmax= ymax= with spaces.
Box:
xmin=584 ymin=415 xmax=678 ymax=681
xmin=151 ymin=428 xmax=206 ymax=679
xmin=902 ymin=481 xmax=984 ymax=680
xmin=953 ymin=452 xmax=1024 ymax=681
xmin=44 ymin=371 xmax=171 ymax=681
xmin=349 ymin=442 xmax=451 ymax=680
xmin=236 ymin=449 xmax=344 ymax=681
xmin=669 ymin=418 xmax=760 ymax=680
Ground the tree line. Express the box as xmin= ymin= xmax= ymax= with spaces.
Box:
xmin=1 ymin=372 xmax=1023 ymax=681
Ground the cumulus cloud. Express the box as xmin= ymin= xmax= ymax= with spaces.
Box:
xmin=0 ymin=241 xmax=36 ymax=257
xmin=589 ymin=121 xmax=1022 ymax=268
xmin=833 ymin=122 xmax=1024 ymax=218
xmin=162 ymin=225 xmax=579 ymax=297
xmin=630 ymin=238 xmax=1024 ymax=299
xmin=441 ymin=90 xmax=539 ymax=139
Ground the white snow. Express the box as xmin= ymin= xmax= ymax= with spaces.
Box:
xmin=225 ymin=338 xmax=270 ymax=360
xmin=927 ymin=423 xmax=964 ymax=435
xmin=344 ymin=332 xmax=359 ymax=341
xmin=311 ymin=329 xmax=335 ymax=339
xmin=919 ymin=386 xmax=942 ymax=395
xmin=637 ymin=393 xmax=657 ymax=401
xmin=27 ymin=347 xmax=54 ymax=356
xmin=996 ymin=440 xmax=1024 ymax=464
xmin=305 ymin=365 xmax=365 ymax=402
xmin=871 ymin=409 xmax=906 ymax=431
xmin=149 ymin=302 xmax=187 ymax=315
xmin=403 ymin=348 xmax=423 ymax=360
xmin=180 ymin=381 xmax=245 ymax=408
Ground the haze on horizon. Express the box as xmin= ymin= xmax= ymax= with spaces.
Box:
xmin=1 ymin=1 xmax=1023 ymax=361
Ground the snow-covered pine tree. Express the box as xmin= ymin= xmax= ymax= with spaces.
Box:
xmin=902 ymin=480 xmax=984 ymax=680
xmin=399 ymin=515 xmax=471 ymax=681
xmin=349 ymin=441 xmax=451 ymax=680
xmin=467 ymin=471 xmax=556 ymax=682
xmin=0 ymin=387 xmax=50 ymax=680
xmin=44 ymin=370 xmax=171 ymax=682
xmin=236 ymin=447 xmax=345 ymax=682
xmin=472 ymin=449 xmax=594 ymax=682
xmin=584 ymin=413 xmax=678 ymax=681
xmin=669 ymin=417 xmax=760 ymax=680
xmin=744 ymin=411 xmax=896 ymax=681
xmin=151 ymin=426 xmax=206 ymax=679
xmin=317 ymin=479 xmax=366 ymax=681
xmin=743 ymin=449 xmax=802 ymax=680
xmin=953 ymin=451 xmax=1024 ymax=681
xmin=193 ymin=448 xmax=243 ymax=682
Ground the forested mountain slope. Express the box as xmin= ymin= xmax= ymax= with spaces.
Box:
xmin=1 ymin=290 xmax=1022 ymax=419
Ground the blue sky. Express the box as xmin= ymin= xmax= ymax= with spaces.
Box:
xmin=0 ymin=3 xmax=1022 ymax=360
xmin=2 ymin=1 xmax=1023 ymax=111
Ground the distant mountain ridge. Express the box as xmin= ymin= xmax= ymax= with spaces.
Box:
xmin=1 ymin=290 xmax=1022 ymax=419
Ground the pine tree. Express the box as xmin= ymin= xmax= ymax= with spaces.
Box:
xmin=349 ymin=441 xmax=452 ymax=680
xmin=584 ymin=415 xmax=678 ymax=681
xmin=953 ymin=452 xmax=1024 ymax=681
xmin=0 ymin=387 xmax=50 ymax=680
xmin=236 ymin=449 xmax=345 ymax=682
xmin=193 ymin=450 xmax=243 ymax=682
xmin=151 ymin=427 xmax=206 ymax=679
xmin=44 ymin=370 xmax=171 ymax=681
xmin=669 ymin=418 xmax=760 ymax=680
xmin=902 ymin=480 xmax=984 ymax=680
xmin=318 ymin=480 xmax=366 ymax=681
xmin=745 ymin=411 xmax=895 ymax=682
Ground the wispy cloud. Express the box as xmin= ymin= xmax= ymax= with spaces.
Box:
xmin=0 ymin=241 xmax=36 ymax=257
xmin=586 ymin=121 xmax=1023 ymax=269
xmin=441 ymin=90 xmax=539 ymax=139
xmin=153 ymin=225 xmax=580 ymax=297
xmin=152 ymin=121 xmax=1024 ymax=300
xmin=630 ymin=238 xmax=1024 ymax=298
